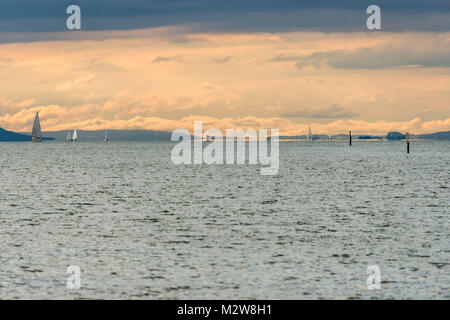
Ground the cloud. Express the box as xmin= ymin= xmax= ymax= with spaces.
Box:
xmin=270 ymin=54 xmax=303 ymax=62
xmin=0 ymin=98 xmax=37 ymax=115
xmin=282 ymin=105 xmax=357 ymax=119
xmin=1 ymin=105 xmax=448 ymax=136
xmin=152 ymin=55 xmax=184 ymax=63
xmin=0 ymin=58 xmax=13 ymax=66
xmin=292 ymin=37 xmax=450 ymax=69
xmin=54 ymin=74 xmax=95 ymax=91
xmin=0 ymin=30 xmax=449 ymax=136
xmin=0 ymin=26 xmax=205 ymax=45
xmin=213 ymin=56 xmax=232 ymax=63
xmin=0 ymin=0 xmax=449 ymax=41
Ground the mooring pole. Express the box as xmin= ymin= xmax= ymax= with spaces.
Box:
xmin=406 ymin=132 xmax=410 ymax=154
xmin=349 ymin=130 xmax=352 ymax=146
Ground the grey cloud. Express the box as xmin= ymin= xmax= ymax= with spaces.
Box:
xmin=213 ymin=56 xmax=232 ymax=63
xmin=282 ymin=105 xmax=357 ymax=119
xmin=152 ymin=55 xmax=183 ymax=63
xmin=0 ymin=58 xmax=13 ymax=64
xmin=270 ymin=54 xmax=303 ymax=62
xmin=0 ymin=1 xmax=449 ymax=42
xmin=234 ymin=119 xmax=260 ymax=127
xmin=293 ymin=46 xmax=450 ymax=69
xmin=75 ymin=57 xmax=125 ymax=73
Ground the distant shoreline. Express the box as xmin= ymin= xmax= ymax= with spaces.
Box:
xmin=2 ymin=127 xmax=450 ymax=142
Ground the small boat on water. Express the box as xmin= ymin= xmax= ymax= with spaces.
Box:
xmin=67 ymin=129 xmax=78 ymax=142
xmin=307 ymin=124 xmax=314 ymax=141
xmin=31 ymin=112 xmax=42 ymax=142
xmin=72 ymin=129 xmax=78 ymax=142
xmin=104 ymin=131 xmax=109 ymax=142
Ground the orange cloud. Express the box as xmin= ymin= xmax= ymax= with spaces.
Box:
xmin=0 ymin=30 xmax=449 ymax=135
xmin=1 ymin=105 xmax=448 ymax=136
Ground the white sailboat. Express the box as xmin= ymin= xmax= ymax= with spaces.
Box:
xmin=66 ymin=131 xmax=72 ymax=142
xmin=72 ymin=129 xmax=78 ymax=142
xmin=31 ymin=112 xmax=42 ymax=142
xmin=307 ymin=124 xmax=314 ymax=141
xmin=104 ymin=131 xmax=109 ymax=142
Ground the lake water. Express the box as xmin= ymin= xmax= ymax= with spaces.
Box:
xmin=0 ymin=141 xmax=448 ymax=299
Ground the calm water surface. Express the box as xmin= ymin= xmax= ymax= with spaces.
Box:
xmin=0 ymin=141 xmax=448 ymax=299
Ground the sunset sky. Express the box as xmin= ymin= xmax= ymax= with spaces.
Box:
xmin=0 ymin=1 xmax=449 ymax=135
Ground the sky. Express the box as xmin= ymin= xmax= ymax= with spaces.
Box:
xmin=0 ymin=1 xmax=449 ymax=135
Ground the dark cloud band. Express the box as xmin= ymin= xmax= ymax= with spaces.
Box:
xmin=0 ymin=0 xmax=448 ymax=39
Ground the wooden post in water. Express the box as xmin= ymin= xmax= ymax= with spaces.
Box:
xmin=349 ymin=130 xmax=352 ymax=146
xmin=406 ymin=132 xmax=410 ymax=154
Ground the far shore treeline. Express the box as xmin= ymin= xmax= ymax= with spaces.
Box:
xmin=0 ymin=127 xmax=450 ymax=142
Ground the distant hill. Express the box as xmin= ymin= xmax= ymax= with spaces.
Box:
xmin=330 ymin=134 xmax=349 ymax=140
xmin=283 ymin=131 xmax=450 ymax=141
xmin=417 ymin=131 xmax=450 ymax=140
xmin=279 ymin=134 xmax=329 ymax=140
xmin=386 ymin=132 xmax=406 ymax=140
xmin=0 ymin=127 xmax=30 ymax=141
xmin=37 ymin=129 xmax=172 ymax=142
xmin=280 ymin=134 xmax=382 ymax=140
xmin=0 ymin=127 xmax=54 ymax=142
xmin=357 ymin=135 xmax=383 ymax=140
xmin=3 ymin=127 xmax=450 ymax=142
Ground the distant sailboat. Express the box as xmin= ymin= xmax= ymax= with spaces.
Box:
xmin=31 ymin=112 xmax=42 ymax=142
xmin=66 ymin=131 xmax=72 ymax=142
xmin=104 ymin=131 xmax=109 ymax=142
xmin=72 ymin=129 xmax=78 ymax=142
xmin=307 ymin=124 xmax=314 ymax=141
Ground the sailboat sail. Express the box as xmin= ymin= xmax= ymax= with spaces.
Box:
xmin=66 ymin=131 xmax=72 ymax=142
xmin=104 ymin=131 xmax=109 ymax=142
xmin=32 ymin=112 xmax=42 ymax=142
xmin=72 ymin=129 xmax=78 ymax=141
xmin=307 ymin=124 xmax=313 ymax=141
